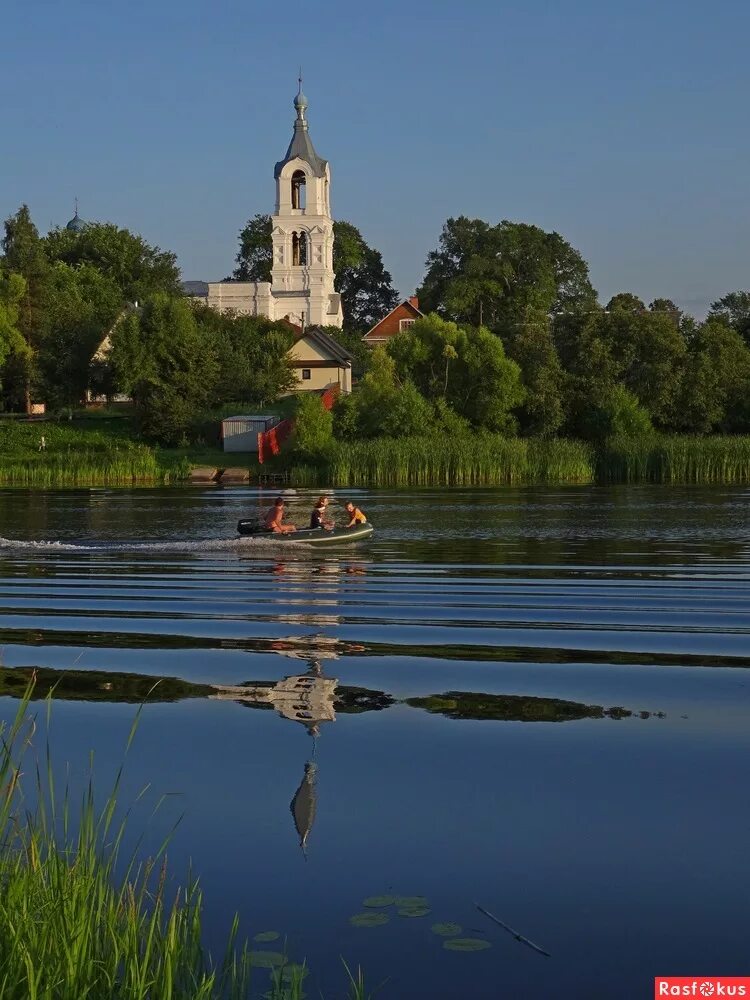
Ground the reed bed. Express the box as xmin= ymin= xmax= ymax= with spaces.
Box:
xmin=295 ymin=436 xmax=595 ymax=488
xmin=598 ymin=435 xmax=750 ymax=484
xmin=0 ymin=450 xmax=192 ymax=486
xmin=290 ymin=434 xmax=750 ymax=488
xmin=0 ymin=686 xmax=370 ymax=1000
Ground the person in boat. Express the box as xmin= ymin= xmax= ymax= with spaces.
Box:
xmin=310 ymin=496 xmax=334 ymax=531
xmin=344 ymin=501 xmax=367 ymax=527
xmin=265 ymin=497 xmax=296 ymax=534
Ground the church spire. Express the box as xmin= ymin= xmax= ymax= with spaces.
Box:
xmin=275 ymin=79 xmax=326 ymax=179
xmin=293 ymin=70 xmax=308 ymax=123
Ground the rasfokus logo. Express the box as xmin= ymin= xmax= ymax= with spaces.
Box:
xmin=655 ymin=979 xmax=750 ymax=998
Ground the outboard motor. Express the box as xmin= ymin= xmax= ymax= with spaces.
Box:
xmin=237 ymin=518 xmax=266 ymax=536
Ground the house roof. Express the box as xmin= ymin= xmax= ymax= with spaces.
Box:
xmin=363 ymin=297 xmax=424 ymax=339
xmin=297 ymin=326 xmax=353 ymax=365
xmin=182 ymin=280 xmax=209 ymax=297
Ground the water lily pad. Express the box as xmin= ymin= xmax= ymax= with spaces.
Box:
xmin=443 ymin=938 xmax=492 ymax=952
xmin=432 ymin=922 xmax=462 ymax=937
xmin=350 ymin=911 xmax=389 ymax=928
xmin=397 ymin=906 xmax=431 ymax=918
xmin=251 ymin=950 xmax=286 ymax=968
xmin=363 ymin=895 xmax=396 ymax=908
xmin=253 ymin=931 xmax=280 ymax=943
xmin=394 ymin=895 xmax=428 ymax=907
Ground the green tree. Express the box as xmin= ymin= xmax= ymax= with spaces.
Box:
xmin=44 ymin=223 xmax=181 ymax=302
xmin=231 ymin=216 xmax=398 ymax=332
xmin=191 ymin=304 xmax=295 ymax=406
xmin=291 ymin=393 xmax=334 ymax=461
xmin=331 ymin=221 xmax=400 ymax=332
xmin=503 ymin=310 xmax=565 ymax=436
xmin=38 ymin=263 xmax=123 ymax=408
xmin=110 ymin=295 xmax=218 ymax=444
xmin=1 ymin=206 xmax=51 ymax=408
xmin=0 ymin=272 xmax=30 ymax=396
xmin=601 ymin=306 xmax=686 ymax=425
xmin=649 ymin=298 xmax=682 ymax=325
xmin=677 ymin=319 xmax=750 ymax=432
xmin=418 ymin=217 xmax=596 ymax=333
xmin=561 ymin=299 xmax=686 ymax=429
xmin=387 ymin=314 xmax=525 ymax=432
xmin=231 ymin=214 xmax=273 ymax=282
xmin=708 ymin=291 xmax=750 ymax=345
xmin=332 ymin=348 xmax=433 ymax=438
xmin=606 ymin=292 xmax=646 ymax=314
xmin=578 ymin=384 xmax=654 ymax=440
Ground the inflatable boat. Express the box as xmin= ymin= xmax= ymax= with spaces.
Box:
xmin=237 ymin=519 xmax=374 ymax=545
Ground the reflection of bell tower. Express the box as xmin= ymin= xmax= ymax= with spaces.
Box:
xmin=290 ymin=760 xmax=318 ymax=858
xmin=271 ymin=78 xmax=342 ymax=328
xmin=287 ymin=660 xmax=332 ymax=859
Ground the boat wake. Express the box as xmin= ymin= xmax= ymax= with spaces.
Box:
xmin=0 ymin=535 xmax=304 ymax=554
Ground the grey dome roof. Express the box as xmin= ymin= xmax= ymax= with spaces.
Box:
xmin=66 ymin=211 xmax=86 ymax=233
xmin=275 ymin=89 xmax=327 ymax=179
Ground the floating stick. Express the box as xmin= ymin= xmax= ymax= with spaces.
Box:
xmin=475 ymin=902 xmax=551 ymax=958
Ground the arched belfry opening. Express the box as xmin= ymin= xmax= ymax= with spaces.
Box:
xmin=291 ymin=170 xmax=306 ymax=209
xmin=292 ymin=231 xmax=308 ymax=266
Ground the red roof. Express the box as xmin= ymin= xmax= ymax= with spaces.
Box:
xmin=363 ymin=297 xmax=423 ymax=342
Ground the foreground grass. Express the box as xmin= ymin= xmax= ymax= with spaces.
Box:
xmin=0 ymin=685 xmax=374 ymax=999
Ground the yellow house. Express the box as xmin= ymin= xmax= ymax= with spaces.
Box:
xmin=287 ymin=326 xmax=352 ymax=394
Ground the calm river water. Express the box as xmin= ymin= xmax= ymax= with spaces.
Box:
xmin=0 ymin=486 xmax=749 ymax=999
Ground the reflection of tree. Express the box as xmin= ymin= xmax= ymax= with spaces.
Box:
xmin=0 ymin=665 xmax=213 ymax=703
xmin=405 ymin=691 xmax=650 ymax=722
xmin=0 ymin=666 xmax=660 ymax=722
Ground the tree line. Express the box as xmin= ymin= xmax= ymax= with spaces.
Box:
xmin=2 ymin=204 xmax=749 ymax=446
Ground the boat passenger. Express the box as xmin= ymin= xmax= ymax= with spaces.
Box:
xmin=344 ymin=501 xmax=367 ymax=527
xmin=310 ymin=496 xmax=334 ymax=531
xmin=265 ymin=497 xmax=296 ymax=534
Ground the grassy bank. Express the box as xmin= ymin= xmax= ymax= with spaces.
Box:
xmin=0 ymin=414 xmax=249 ymax=486
xmin=4 ymin=412 xmax=750 ymax=487
xmin=0 ymin=686 xmax=371 ymax=999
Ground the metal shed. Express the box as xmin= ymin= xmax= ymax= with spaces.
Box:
xmin=221 ymin=415 xmax=278 ymax=453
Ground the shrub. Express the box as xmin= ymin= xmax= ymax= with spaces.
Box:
xmin=290 ymin=393 xmax=334 ymax=461
xmin=580 ymin=384 xmax=654 ymax=440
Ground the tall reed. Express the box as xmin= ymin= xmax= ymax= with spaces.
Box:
xmin=0 ymin=685 xmax=370 ymax=999
xmin=0 ymin=450 xmax=191 ymax=486
xmin=598 ymin=435 xmax=750 ymax=484
xmin=295 ymin=435 xmax=595 ymax=488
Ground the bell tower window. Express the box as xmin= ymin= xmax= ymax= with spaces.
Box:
xmin=292 ymin=231 xmax=308 ymax=266
xmin=291 ymin=170 xmax=306 ymax=210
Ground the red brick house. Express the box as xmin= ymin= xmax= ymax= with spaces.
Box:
xmin=362 ymin=296 xmax=424 ymax=347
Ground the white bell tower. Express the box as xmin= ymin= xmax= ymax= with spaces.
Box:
xmin=270 ymin=81 xmax=343 ymax=328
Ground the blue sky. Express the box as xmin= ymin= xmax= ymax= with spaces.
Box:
xmin=2 ymin=0 xmax=749 ymax=316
